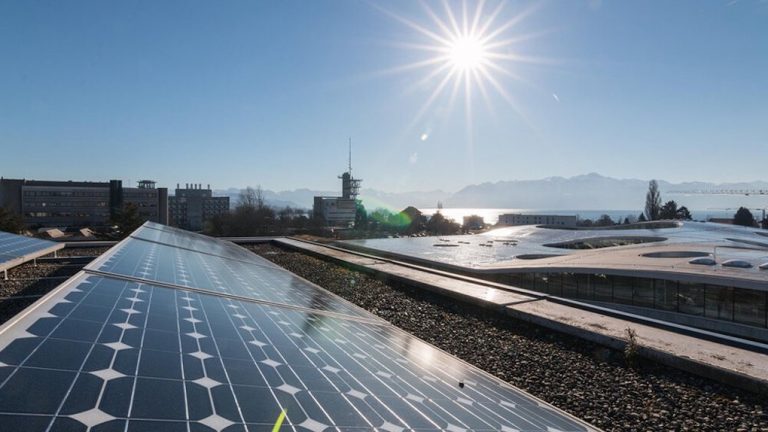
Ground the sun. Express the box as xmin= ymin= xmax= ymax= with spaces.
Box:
xmin=446 ymin=35 xmax=488 ymax=71
xmin=374 ymin=1 xmax=547 ymax=129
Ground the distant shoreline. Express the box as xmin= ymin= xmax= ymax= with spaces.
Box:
xmin=416 ymin=208 xmax=737 ymax=225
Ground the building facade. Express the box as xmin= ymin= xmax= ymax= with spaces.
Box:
xmin=122 ymin=180 xmax=169 ymax=225
xmin=169 ymin=183 xmax=230 ymax=231
xmin=497 ymin=213 xmax=577 ymax=227
xmin=0 ymin=178 xmax=168 ymax=229
xmin=313 ymin=170 xmax=362 ymax=228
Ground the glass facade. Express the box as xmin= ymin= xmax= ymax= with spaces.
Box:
xmin=499 ymin=271 xmax=768 ymax=329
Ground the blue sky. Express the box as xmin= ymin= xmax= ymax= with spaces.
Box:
xmin=1 ymin=0 xmax=766 ymax=193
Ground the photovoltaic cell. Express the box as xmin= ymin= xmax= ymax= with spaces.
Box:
xmin=0 ymin=223 xmax=598 ymax=431
xmin=0 ymin=231 xmax=64 ymax=273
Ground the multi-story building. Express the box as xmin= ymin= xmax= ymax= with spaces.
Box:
xmin=497 ymin=213 xmax=577 ymax=227
xmin=169 ymin=183 xmax=230 ymax=231
xmin=122 ymin=180 xmax=169 ymax=225
xmin=0 ymin=178 xmax=168 ymax=229
xmin=313 ymin=164 xmax=362 ymax=228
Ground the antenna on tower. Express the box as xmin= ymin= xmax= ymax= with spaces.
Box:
xmin=348 ymin=137 xmax=352 ymax=174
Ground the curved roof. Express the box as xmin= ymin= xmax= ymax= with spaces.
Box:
xmin=344 ymin=222 xmax=768 ymax=290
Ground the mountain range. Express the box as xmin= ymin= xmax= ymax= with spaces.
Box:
xmin=215 ymin=173 xmax=768 ymax=211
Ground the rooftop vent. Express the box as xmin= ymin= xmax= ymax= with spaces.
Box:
xmin=689 ymin=257 xmax=717 ymax=266
xmin=721 ymin=259 xmax=753 ymax=269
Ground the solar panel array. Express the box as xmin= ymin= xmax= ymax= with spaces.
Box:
xmin=0 ymin=231 xmax=64 ymax=274
xmin=0 ymin=222 xmax=597 ymax=432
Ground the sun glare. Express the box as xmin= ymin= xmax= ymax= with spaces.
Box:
xmin=447 ymin=35 xmax=488 ymax=71
xmin=376 ymin=1 xmax=548 ymax=131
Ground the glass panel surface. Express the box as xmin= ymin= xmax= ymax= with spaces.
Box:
xmin=534 ymin=273 xmax=555 ymax=294
xmin=0 ymin=274 xmax=594 ymax=432
xmin=88 ymin=238 xmax=370 ymax=319
xmin=705 ymin=285 xmax=734 ymax=321
xmin=678 ymin=282 xmax=705 ymax=316
xmin=592 ymin=274 xmax=612 ymax=302
xmin=133 ymin=223 xmax=279 ymax=268
xmin=575 ymin=274 xmax=592 ymax=300
xmin=612 ymin=277 xmax=634 ymax=305
xmin=0 ymin=231 xmax=59 ymax=261
xmin=733 ymin=289 xmax=767 ymax=328
xmin=632 ymin=279 xmax=655 ymax=308
xmin=561 ymin=273 xmax=578 ymax=297
xmin=654 ymin=280 xmax=678 ymax=312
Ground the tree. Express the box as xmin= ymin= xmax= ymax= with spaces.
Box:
xmin=354 ymin=200 xmax=368 ymax=229
xmin=397 ymin=206 xmax=424 ymax=233
xmin=645 ymin=180 xmax=661 ymax=221
xmin=425 ymin=212 xmax=460 ymax=235
xmin=733 ymin=207 xmax=756 ymax=227
xmin=238 ymin=186 xmax=266 ymax=210
xmin=227 ymin=186 xmax=275 ymax=235
xmin=659 ymin=200 xmax=678 ymax=220
xmin=0 ymin=207 xmax=23 ymax=233
xmin=676 ymin=206 xmax=692 ymax=221
xmin=594 ymin=214 xmax=614 ymax=227
xmin=369 ymin=208 xmax=393 ymax=231
xmin=112 ymin=202 xmax=142 ymax=238
xmin=638 ymin=213 xmax=647 ymax=222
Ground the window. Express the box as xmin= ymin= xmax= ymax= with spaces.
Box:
xmin=733 ymin=289 xmax=766 ymax=327
xmin=654 ymin=280 xmax=677 ymax=311
xmin=678 ymin=282 xmax=705 ymax=316
xmin=705 ymin=285 xmax=733 ymax=321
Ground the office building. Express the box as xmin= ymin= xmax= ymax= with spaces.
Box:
xmin=169 ymin=183 xmax=230 ymax=231
xmin=313 ymin=145 xmax=362 ymax=228
xmin=0 ymin=178 xmax=169 ymax=229
xmin=498 ymin=213 xmax=577 ymax=227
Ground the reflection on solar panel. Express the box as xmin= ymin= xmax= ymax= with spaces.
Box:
xmin=0 ymin=231 xmax=64 ymax=276
xmin=0 ymin=223 xmax=598 ymax=431
xmin=86 ymin=235 xmax=371 ymax=320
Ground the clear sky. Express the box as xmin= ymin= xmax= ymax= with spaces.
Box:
xmin=1 ymin=0 xmax=766 ymax=193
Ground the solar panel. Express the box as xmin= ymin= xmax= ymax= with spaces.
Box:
xmin=134 ymin=222 xmax=280 ymax=268
xmin=0 ymin=223 xmax=597 ymax=431
xmin=0 ymin=231 xmax=64 ymax=275
xmin=0 ymin=273 xmax=594 ymax=431
xmin=86 ymin=237 xmax=372 ymax=320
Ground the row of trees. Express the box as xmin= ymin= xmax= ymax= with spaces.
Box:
xmin=643 ymin=180 xmax=764 ymax=227
xmin=642 ymin=180 xmax=693 ymax=222
xmin=354 ymin=204 xmax=463 ymax=235
xmin=200 ymin=187 xmax=466 ymax=237
xmin=205 ymin=187 xmax=313 ymax=236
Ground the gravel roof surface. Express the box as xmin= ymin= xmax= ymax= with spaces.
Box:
xmin=53 ymin=246 xmax=111 ymax=257
xmin=0 ymin=262 xmax=82 ymax=324
xmin=249 ymin=243 xmax=768 ymax=432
